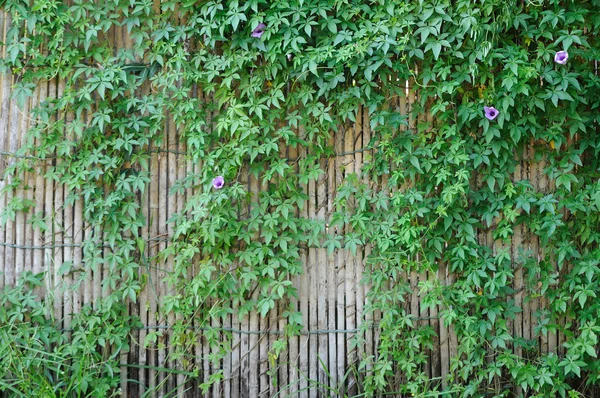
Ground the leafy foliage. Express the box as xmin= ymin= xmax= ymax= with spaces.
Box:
xmin=1 ymin=0 xmax=600 ymax=396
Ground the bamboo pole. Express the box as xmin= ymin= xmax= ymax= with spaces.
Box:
xmin=335 ymin=124 xmax=346 ymax=392
xmin=0 ymin=9 xmax=8 ymax=181
xmin=298 ymin=140 xmax=309 ymax=398
xmin=176 ymin=105 xmax=188 ymax=397
xmin=158 ymin=130 xmax=169 ymax=396
xmin=361 ymin=103 xmax=374 ymax=379
xmin=316 ymin=143 xmax=328 ymax=392
xmin=307 ymin=149 xmax=318 ymax=398
xmin=0 ymin=25 xmax=10 ymax=291
xmin=148 ymin=147 xmax=160 ymax=394
xmin=248 ymin=168 xmax=260 ymax=398
xmin=5 ymin=72 xmax=19 ymax=289
xmin=229 ymin=152 xmax=241 ymax=398
xmin=326 ymin=126 xmax=337 ymax=390
xmin=287 ymin=137 xmax=301 ymax=398
xmin=29 ymin=79 xmax=44 ymax=289
xmin=167 ymin=106 xmax=178 ymax=396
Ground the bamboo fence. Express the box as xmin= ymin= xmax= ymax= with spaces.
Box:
xmin=0 ymin=8 xmax=562 ymax=398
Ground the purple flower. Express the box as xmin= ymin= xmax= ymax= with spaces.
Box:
xmin=212 ymin=176 xmax=224 ymax=189
xmin=251 ymin=23 xmax=266 ymax=38
xmin=554 ymin=50 xmax=569 ymax=65
xmin=484 ymin=106 xmax=499 ymax=121
xmin=286 ymin=53 xmax=293 ymax=61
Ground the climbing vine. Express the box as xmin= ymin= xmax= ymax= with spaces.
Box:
xmin=1 ymin=0 xmax=600 ymax=397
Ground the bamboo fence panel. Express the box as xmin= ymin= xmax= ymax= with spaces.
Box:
xmin=0 ymin=10 xmax=570 ymax=398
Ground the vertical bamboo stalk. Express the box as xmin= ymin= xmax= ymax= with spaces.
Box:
xmin=65 ymin=78 xmax=78 ymax=331
xmin=186 ymin=89 xmax=202 ymax=397
xmin=229 ymin=158 xmax=241 ymax=398
xmin=267 ymin=297 xmax=277 ymax=397
xmin=535 ymin=154 xmax=546 ymax=360
xmin=148 ymin=149 xmax=160 ymax=395
xmin=238 ymin=152 xmax=251 ymax=396
xmin=553 ymin=136 xmax=565 ymax=357
xmin=361 ymin=104 xmax=374 ymax=379
xmin=0 ymin=175 xmax=4 ymax=291
xmin=138 ymin=149 xmax=150 ymax=398
xmin=270 ymin=132 xmax=288 ymax=394
xmin=276 ymin=130 xmax=290 ymax=394
xmin=354 ymin=103 xmax=365 ymax=377
xmin=447 ymin=257 xmax=459 ymax=380
xmin=407 ymin=80 xmax=419 ymax=383
xmin=344 ymin=119 xmax=357 ymax=396
xmin=259 ymin=310 xmax=268 ymax=397
xmin=91 ymin=83 xmax=102 ymax=309
xmin=22 ymin=91 xmax=34 ymax=280
xmin=54 ymin=180 xmax=64 ymax=327
xmin=70 ymin=235 xmax=83 ymax=327
xmin=38 ymin=84 xmax=54 ymax=315
xmin=423 ymin=108 xmax=441 ymax=382
xmin=247 ymin=306 xmax=259 ymax=397
xmin=439 ymin=262 xmax=449 ymax=387
xmin=287 ymin=139 xmax=301 ymax=398
xmin=158 ymin=132 xmax=169 ymax=397
xmin=114 ymin=14 xmax=130 ymax=398
xmin=45 ymin=78 xmax=62 ymax=329
xmin=213 ymin=291 xmax=224 ymax=397
xmin=240 ymin=311 xmax=249 ymax=397
xmin=316 ymin=149 xmax=328 ymax=393
xmin=410 ymin=258 xmax=420 ymax=385
xmin=6 ymin=72 xmax=20 ymax=289
xmin=73 ymin=130 xmax=84 ymax=319
xmin=223 ymin=308 xmax=233 ymax=398
xmin=335 ymin=125 xmax=346 ymax=391
xmin=194 ymin=91 xmax=205 ymax=398
xmin=0 ymin=14 xmax=10 ymax=300
xmin=307 ymin=154 xmax=318 ymax=398
xmin=120 ymin=346 xmax=129 ymax=398
xmin=202 ymin=98 xmax=214 ymax=398
xmin=0 ymin=13 xmax=12 ymax=292
xmin=0 ymin=164 xmax=5 ymax=294
xmin=522 ymin=143 xmax=533 ymax=345
xmin=63 ymin=173 xmax=73 ymax=332
xmin=276 ymin=301 xmax=288 ymax=397
xmin=430 ymin=268 xmax=441 ymax=380
xmin=513 ymin=148 xmax=524 ymax=363
xmin=419 ymin=274 xmax=432 ymax=381
xmin=177 ymin=116 xmax=188 ymax=397
xmin=298 ymin=143 xmax=309 ymax=398
xmin=166 ymin=109 xmax=178 ymax=396
xmin=249 ymin=169 xmax=260 ymax=398
xmin=147 ymin=1 xmax=163 ymax=393
xmin=260 ymin=156 xmax=272 ymax=397
xmin=326 ymin=127 xmax=337 ymax=390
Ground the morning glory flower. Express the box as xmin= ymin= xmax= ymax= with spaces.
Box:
xmin=251 ymin=23 xmax=266 ymax=38
xmin=484 ymin=106 xmax=499 ymax=121
xmin=554 ymin=50 xmax=569 ymax=65
xmin=212 ymin=176 xmax=224 ymax=189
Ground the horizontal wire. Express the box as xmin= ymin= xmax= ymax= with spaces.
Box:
xmin=0 ymin=148 xmax=187 ymax=160
xmin=0 ymin=146 xmax=373 ymax=160
xmin=59 ymin=318 xmax=438 ymax=336
xmin=0 ymin=150 xmax=47 ymax=160
xmin=132 ymin=325 xmax=361 ymax=335
xmin=0 ymin=236 xmax=170 ymax=250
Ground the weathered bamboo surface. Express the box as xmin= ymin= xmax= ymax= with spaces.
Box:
xmin=0 ymin=10 xmax=557 ymax=398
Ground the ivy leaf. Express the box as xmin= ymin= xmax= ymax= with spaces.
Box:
xmin=12 ymin=82 xmax=36 ymax=109
xmin=324 ymin=235 xmax=343 ymax=255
